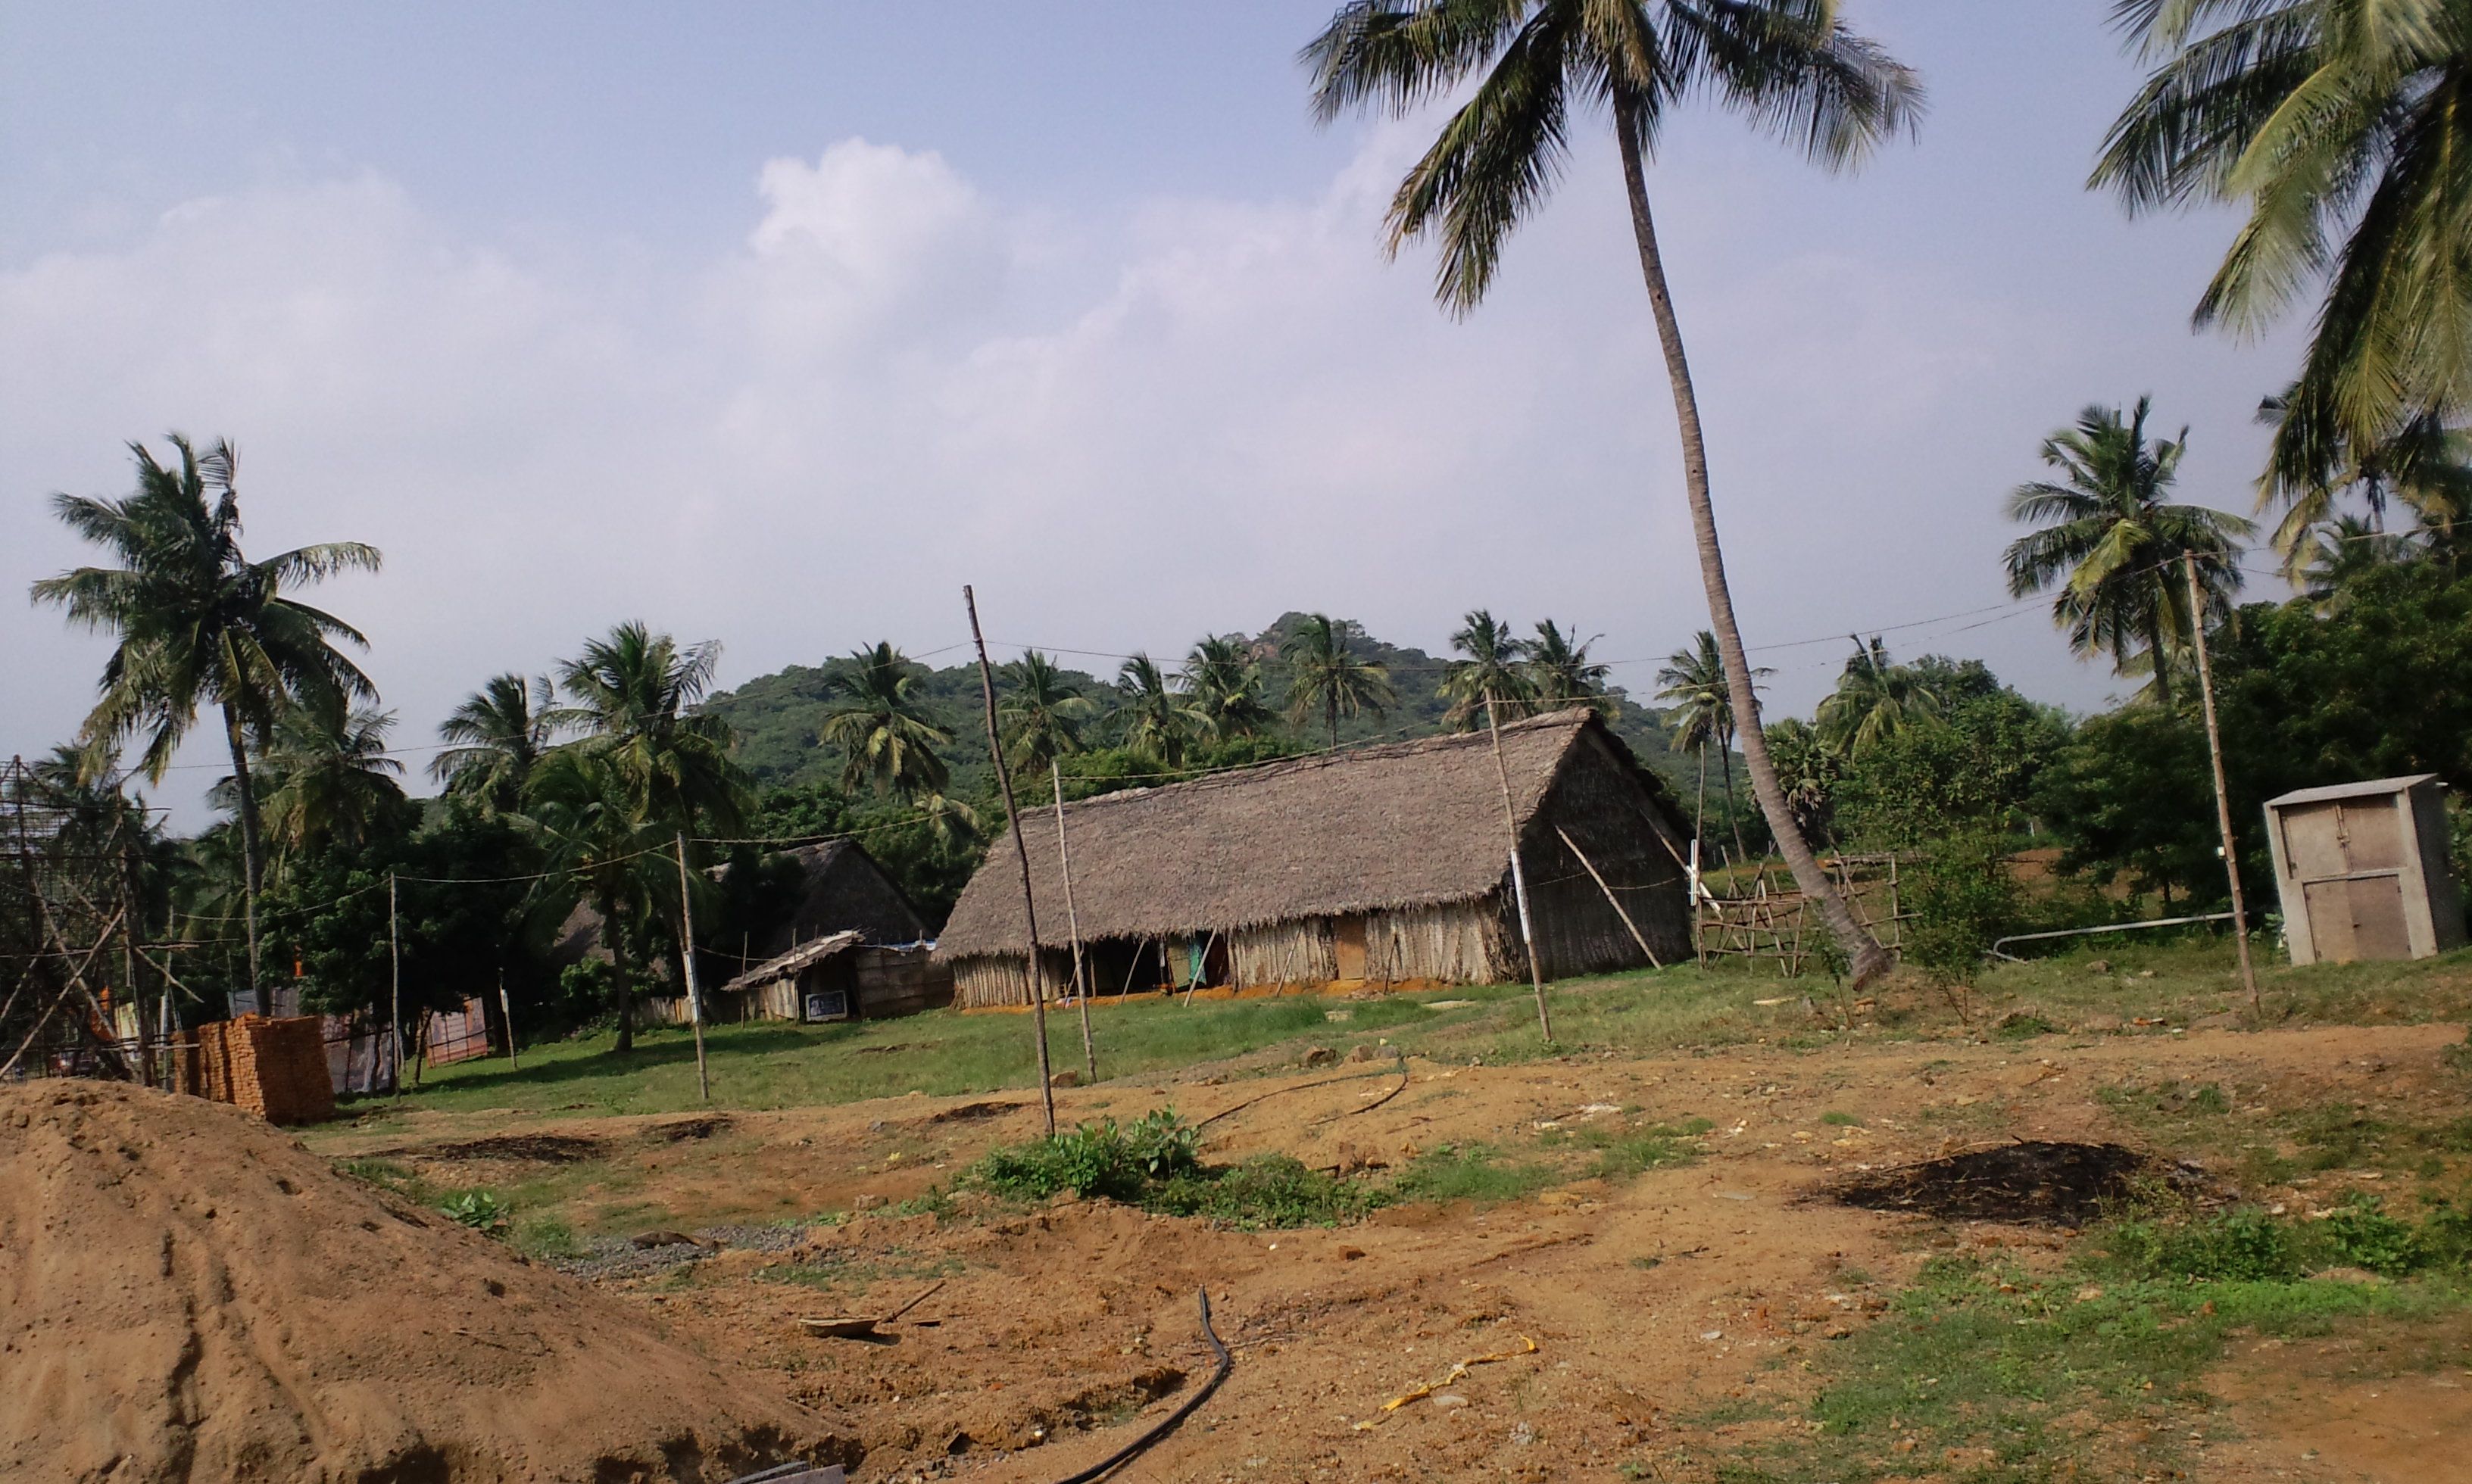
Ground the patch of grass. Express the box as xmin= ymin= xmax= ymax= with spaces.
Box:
xmin=1385 ymin=1143 xmax=1559 ymax=1205
xmin=512 ymin=1214 xmax=582 ymax=1260
xmin=1562 ymin=1119 xmax=1709 ymax=1180
xmin=1819 ymin=1110 xmax=1862 ymax=1127
xmin=1709 ymin=1251 xmax=2469 ymax=1484
xmin=336 ymin=1156 xmax=436 ymax=1204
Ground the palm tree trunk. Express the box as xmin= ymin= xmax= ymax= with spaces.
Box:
xmin=1693 ymin=742 xmax=1709 ymax=851
xmin=1615 ymin=104 xmax=1890 ymax=986
xmin=1719 ymin=728 xmax=1751 ymax=869
xmin=220 ymin=702 xmax=264 ymax=999
xmin=2148 ymin=610 xmax=2172 ymax=703
xmin=605 ymin=896 xmax=636 ymax=1055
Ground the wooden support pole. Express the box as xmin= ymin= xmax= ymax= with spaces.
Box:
xmin=1553 ymin=825 xmax=1661 ymax=969
xmin=1051 ymin=757 xmax=1097 ymax=1083
xmin=388 ymin=873 xmax=404 ymax=1098
xmin=1486 ymin=700 xmax=1553 ymax=1042
xmin=2183 ymin=553 xmax=2261 ymax=1010
xmin=676 ymin=833 xmax=711 ymax=1104
xmin=499 ymin=967 xmax=519 ymax=1071
xmin=966 ymin=585 xmax=1057 ymax=1136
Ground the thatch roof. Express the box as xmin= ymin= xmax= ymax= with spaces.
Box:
xmin=936 ymin=708 xmax=1684 ymax=959
xmin=719 ymin=930 xmax=862 ymax=993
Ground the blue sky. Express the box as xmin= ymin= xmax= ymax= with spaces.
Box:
xmin=3 ymin=3 xmax=2305 ymax=822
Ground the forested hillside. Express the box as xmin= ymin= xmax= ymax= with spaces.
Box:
xmin=701 ymin=612 xmax=1687 ymax=800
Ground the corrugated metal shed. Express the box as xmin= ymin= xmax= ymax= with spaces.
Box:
xmin=2264 ymin=775 xmax=2466 ymax=965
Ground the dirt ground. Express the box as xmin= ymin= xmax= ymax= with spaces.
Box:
xmin=323 ymin=1018 xmax=2472 ymax=1483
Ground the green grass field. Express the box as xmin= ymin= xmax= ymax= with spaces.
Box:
xmin=342 ymin=937 xmax=2472 ymax=1129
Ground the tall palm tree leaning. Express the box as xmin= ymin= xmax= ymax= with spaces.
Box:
xmin=2002 ymin=399 xmax=2251 ymax=702
xmin=1281 ymin=614 xmax=1397 ymax=750
xmin=1656 ymin=630 xmax=1767 ymax=868
xmin=30 ymin=435 xmax=380 ymax=995
xmin=432 ymin=673 xmax=562 ymax=812
xmin=1439 ymin=609 xmax=1537 ymax=731
xmin=821 ymin=642 xmax=952 ymax=803
xmin=1305 ymin=0 xmax=1921 ymax=985
xmin=2096 ymin=1 xmax=2472 ymax=514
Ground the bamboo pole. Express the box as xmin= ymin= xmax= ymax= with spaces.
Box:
xmin=1051 ymin=758 xmax=1097 ymax=1083
xmin=1553 ymin=825 xmax=1660 ymax=969
xmin=1485 ymin=700 xmax=1553 ymax=1041
xmin=966 ymin=585 xmax=1058 ymax=1136
xmin=2183 ymin=553 xmax=2261 ymax=1010
xmin=389 ymin=873 xmax=404 ymax=1099
xmin=675 ymin=833 xmax=711 ymax=1103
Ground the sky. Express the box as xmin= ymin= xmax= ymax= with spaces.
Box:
xmin=1 ymin=2 xmax=2308 ymax=826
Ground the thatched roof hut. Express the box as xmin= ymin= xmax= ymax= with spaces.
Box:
xmin=936 ymin=707 xmax=1693 ymax=1005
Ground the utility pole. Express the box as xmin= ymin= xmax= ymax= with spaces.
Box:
xmin=675 ymin=833 xmax=710 ymax=1103
xmin=1051 ymin=757 xmax=1097 ymax=1084
xmin=2184 ymin=553 xmax=2260 ymax=1010
xmin=1486 ymin=699 xmax=1553 ymax=1041
xmin=388 ymin=872 xmax=404 ymax=1098
xmin=966 ymin=585 xmax=1058 ymax=1136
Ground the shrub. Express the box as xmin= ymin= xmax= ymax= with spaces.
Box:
xmin=967 ymin=1110 xmax=1202 ymax=1203
xmin=2319 ymin=1197 xmax=2422 ymax=1276
xmin=1150 ymin=1155 xmax=1382 ymax=1229
xmin=1902 ymin=833 xmax=2021 ymax=990
xmin=2108 ymin=1209 xmax=2300 ymax=1282
xmin=439 ymin=1189 xmax=510 ymax=1233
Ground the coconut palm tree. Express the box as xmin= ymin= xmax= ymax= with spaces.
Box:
xmin=2002 ymin=398 xmax=2252 ymax=701
xmin=520 ymin=745 xmax=676 ymax=1055
xmin=1114 ymin=653 xmax=1196 ymax=768
xmin=1304 ymin=0 xmax=1921 ymax=984
xmin=430 ymin=673 xmax=561 ymax=811
xmin=2096 ymin=2 xmax=2472 ymax=497
xmin=2300 ymin=513 xmax=2420 ymax=610
xmin=999 ymin=650 xmax=1100 ymax=787
xmin=30 ymin=435 xmax=382 ymax=995
xmin=2253 ymin=388 xmax=2472 ymax=569
xmin=1281 ymin=614 xmax=1397 ymax=750
xmin=1525 ymin=620 xmax=1610 ymax=709
xmin=1439 ymin=609 xmax=1536 ymax=731
xmin=249 ymin=700 xmax=408 ymax=859
xmin=1181 ymin=635 xmax=1279 ymax=742
xmin=1656 ymin=630 xmax=1768 ymax=866
xmin=1813 ymin=635 xmax=1940 ymax=755
xmin=821 ymin=642 xmax=953 ymax=803
xmin=557 ymin=622 xmax=748 ymax=835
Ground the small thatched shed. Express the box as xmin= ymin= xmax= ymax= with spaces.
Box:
xmin=935 ymin=708 xmax=1693 ymax=1006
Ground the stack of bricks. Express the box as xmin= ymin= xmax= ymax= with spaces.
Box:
xmin=172 ymin=1015 xmax=337 ymax=1126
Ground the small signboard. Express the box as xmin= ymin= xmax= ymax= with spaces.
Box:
xmin=804 ymin=989 xmax=850 ymax=1023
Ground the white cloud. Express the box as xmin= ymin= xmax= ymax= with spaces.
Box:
xmin=2 ymin=128 xmax=2294 ymax=825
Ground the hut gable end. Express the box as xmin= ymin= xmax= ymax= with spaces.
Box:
xmin=935 ymin=709 xmax=1684 ymax=960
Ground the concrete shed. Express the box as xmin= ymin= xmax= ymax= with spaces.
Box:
xmin=2264 ymin=775 xmax=2466 ymax=965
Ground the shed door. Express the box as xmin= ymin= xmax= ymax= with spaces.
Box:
xmin=2302 ymin=875 xmax=2412 ymax=963
xmin=2283 ymin=799 xmax=2408 ymax=876
xmin=1332 ymin=916 xmax=1368 ymax=981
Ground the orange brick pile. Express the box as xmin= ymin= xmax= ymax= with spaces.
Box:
xmin=171 ymin=1015 xmax=336 ymax=1125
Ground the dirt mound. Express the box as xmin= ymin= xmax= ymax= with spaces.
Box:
xmin=1823 ymin=1140 xmax=2152 ymax=1226
xmin=0 ymin=1081 xmax=850 ymax=1482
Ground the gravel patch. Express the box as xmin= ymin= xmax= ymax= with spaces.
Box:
xmin=549 ymin=1221 xmax=814 ymax=1281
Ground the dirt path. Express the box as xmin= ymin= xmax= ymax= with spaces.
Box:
xmin=324 ymin=1021 xmax=2472 ymax=1482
